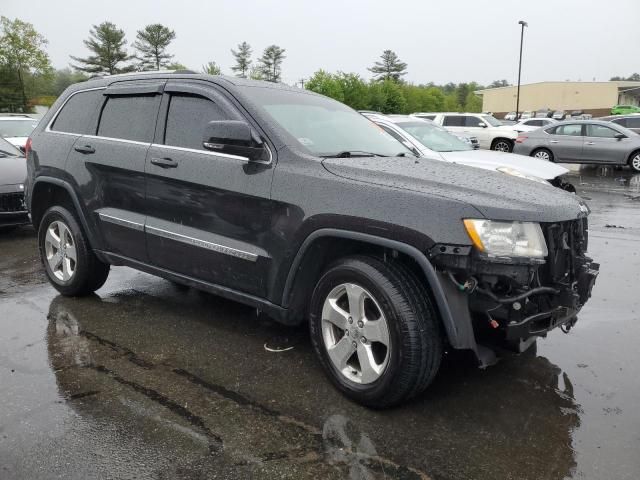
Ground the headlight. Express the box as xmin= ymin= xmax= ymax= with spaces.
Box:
xmin=463 ymin=219 xmax=548 ymax=258
xmin=496 ymin=166 xmax=549 ymax=185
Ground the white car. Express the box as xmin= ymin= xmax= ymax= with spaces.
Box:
xmin=505 ymin=117 xmax=558 ymax=133
xmin=365 ymin=113 xmax=574 ymax=191
xmin=412 ymin=112 xmax=519 ymax=152
xmin=0 ymin=115 xmax=39 ymax=152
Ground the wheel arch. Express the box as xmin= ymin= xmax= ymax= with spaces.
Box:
xmin=30 ymin=177 xmax=104 ymax=253
xmin=281 ymin=229 xmax=463 ymax=349
xmin=627 ymin=149 xmax=640 ymax=170
xmin=491 ymin=137 xmax=514 ymax=150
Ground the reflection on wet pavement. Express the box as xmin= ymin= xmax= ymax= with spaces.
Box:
xmin=1 ymin=166 xmax=639 ymax=479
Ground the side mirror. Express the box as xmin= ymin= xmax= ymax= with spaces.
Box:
xmin=615 ymin=133 xmax=626 ymax=140
xmin=202 ymin=120 xmax=267 ymax=161
xmin=478 ymin=122 xmax=487 ymax=128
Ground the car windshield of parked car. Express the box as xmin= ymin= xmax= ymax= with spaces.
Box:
xmin=246 ymin=88 xmax=412 ymax=157
xmin=0 ymin=119 xmax=38 ymax=137
xmin=0 ymin=136 xmax=22 ymax=157
xmin=482 ymin=115 xmax=502 ymax=127
xmin=398 ymin=121 xmax=473 ymax=152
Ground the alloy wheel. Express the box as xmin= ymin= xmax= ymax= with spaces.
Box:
xmin=321 ymin=283 xmax=390 ymax=384
xmin=632 ymin=154 xmax=640 ymax=172
xmin=493 ymin=141 xmax=511 ymax=152
xmin=44 ymin=220 xmax=77 ymax=281
xmin=534 ymin=150 xmax=551 ymax=161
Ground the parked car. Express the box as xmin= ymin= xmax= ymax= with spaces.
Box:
xmin=513 ymin=120 xmax=640 ymax=171
xmin=510 ymin=117 xmax=558 ymax=132
xmin=0 ymin=136 xmax=29 ymax=231
xmin=0 ymin=115 xmax=39 ymax=152
xmin=26 ymin=72 xmax=599 ymax=407
xmin=599 ymin=114 xmax=640 ymax=134
xmin=535 ymin=108 xmax=553 ymax=118
xmin=363 ymin=113 xmax=574 ymax=191
xmin=552 ymin=110 xmax=567 ymax=120
xmin=411 ymin=112 xmax=436 ymax=121
xmin=426 ymin=113 xmax=519 ymax=152
xmin=520 ymin=111 xmax=534 ymax=120
xmin=388 ymin=114 xmax=478 ymax=148
xmin=611 ymin=105 xmax=640 ymax=115
xmin=499 ymin=119 xmax=517 ymax=126
xmin=503 ymin=111 xmax=517 ymax=121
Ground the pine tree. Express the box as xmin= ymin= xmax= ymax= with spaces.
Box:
xmin=132 ymin=24 xmax=175 ymax=71
xmin=368 ymin=50 xmax=407 ymax=82
xmin=70 ymin=22 xmax=134 ymax=75
xmin=202 ymin=61 xmax=221 ymax=75
xmin=258 ymin=45 xmax=286 ymax=82
xmin=230 ymin=41 xmax=252 ymax=78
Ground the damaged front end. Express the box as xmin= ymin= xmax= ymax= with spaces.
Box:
xmin=429 ymin=216 xmax=599 ymax=362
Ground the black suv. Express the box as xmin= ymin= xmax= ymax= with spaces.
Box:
xmin=26 ymin=73 xmax=599 ymax=407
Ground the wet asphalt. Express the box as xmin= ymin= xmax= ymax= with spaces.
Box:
xmin=1 ymin=165 xmax=639 ymax=480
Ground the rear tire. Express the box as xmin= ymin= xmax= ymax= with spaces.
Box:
xmin=309 ymin=255 xmax=443 ymax=408
xmin=491 ymin=138 xmax=513 ymax=152
xmin=531 ymin=148 xmax=554 ymax=162
xmin=38 ymin=206 xmax=110 ymax=296
xmin=629 ymin=150 xmax=640 ymax=172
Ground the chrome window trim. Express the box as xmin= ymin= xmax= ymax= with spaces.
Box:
xmin=85 ymin=134 xmax=150 ymax=147
xmin=45 ymin=86 xmax=106 ymax=135
xmin=150 ymin=142 xmax=273 ymax=165
xmin=98 ymin=212 xmax=145 ymax=231
xmin=146 ymin=225 xmax=258 ymax=262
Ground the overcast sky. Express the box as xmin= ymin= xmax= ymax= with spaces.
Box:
xmin=3 ymin=0 xmax=639 ymax=86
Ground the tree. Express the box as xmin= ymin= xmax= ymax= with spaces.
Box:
xmin=488 ymin=79 xmax=510 ymax=88
xmin=165 ymin=62 xmax=188 ymax=71
xmin=231 ymin=41 xmax=252 ymax=78
xmin=132 ymin=23 xmax=175 ymax=71
xmin=70 ymin=22 xmax=134 ymax=75
xmin=202 ymin=61 xmax=221 ymax=75
xmin=52 ymin=68 xmax=88 ymax=96
xmin=0 ymin=16 xmax=52 ymax=112
xmin=258 ymin=45 xmax=286 ymax=82
xmin=610 ymin=73 xmax=640 ymax=81
xmin=368 ymin=50 xmax=407 ymax=82
xmin=305 ymin=70 xmax=344 ymax=102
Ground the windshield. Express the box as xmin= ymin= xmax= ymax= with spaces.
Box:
xmin=245 ymin=87 xmax=412 ymax=157
xmin=397 ymin=121 xmax=472 ymax=152
xmin=482 ymin=115 xmax=502 ymax=127
xmin=0 ymin=136 xmax=22 ymax=157
xmin=0 ymin=118 xmax=38 ymax=138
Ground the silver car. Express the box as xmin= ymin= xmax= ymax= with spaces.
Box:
xmin=513 ymin=120 xmax=640 ymax=172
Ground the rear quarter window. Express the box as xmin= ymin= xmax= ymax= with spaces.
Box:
xmin=442 ymin=116 xmax=465 ymax=127
xmin=51 ymin=90 xmax=103 ymax=134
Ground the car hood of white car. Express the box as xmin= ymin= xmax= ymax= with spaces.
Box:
xmin=438 ymin=148 xmax=569 ymax=180
xmin=5 ymin=137 xmax=28 ymax=150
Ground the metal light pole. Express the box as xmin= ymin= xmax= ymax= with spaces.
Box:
xmin=515 ymin=20 xmax=528 ymax=120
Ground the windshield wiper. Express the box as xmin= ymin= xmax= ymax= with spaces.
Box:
xmin=320 ymin=150 xmax=389 ymax=158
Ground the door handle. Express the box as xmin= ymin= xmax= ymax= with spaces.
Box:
xmin=550 ymin=140 xmax=559 ymax=144
xmin=74 ymin=144 xmax=95 ymax=154
xmin=150 ymin=157 xmax=178 ymax=168
xmin=585 ymin=142 xmax=595 ymax=145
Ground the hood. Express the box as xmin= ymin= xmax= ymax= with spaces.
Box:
xmin=439 ymin=149 xmax=568 ymax=180
xmin=0 ymin=155 xmax=28 ymax=186
xmin=5 ymin=137 xmax=28 ymax=150
xmin=322 ymin=156 xmax=587 ymax=223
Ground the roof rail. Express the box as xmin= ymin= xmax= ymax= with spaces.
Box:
xmin=88 ymin=69 xmax=198 ymax=80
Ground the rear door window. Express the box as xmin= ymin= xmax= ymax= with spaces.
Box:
xmin=585 ymin=124 xmax=620 ymax=138
xmin=552 ymin=124 xmax=583 ymax=136
xmin=442 ymin=115 xmax=465 ymax=127
xmin=97 ymin=94 xmax=160 ymax=142
xmin=164 ymin=94 xmax=229 ymax=150
xmin=625 ymin=117 xmax=640 ymax=129
xmin=463 ymin=116 xmax=485 ymax=127
xmin=51 ymin=90 xmax=103 ymax=134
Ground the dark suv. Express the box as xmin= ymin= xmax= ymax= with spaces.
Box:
xmin=26 ymin=72 xmax=599 ymax=407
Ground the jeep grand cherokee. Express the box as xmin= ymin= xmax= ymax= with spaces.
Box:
xmin=25 ymin=72 xmax=599 ymax=407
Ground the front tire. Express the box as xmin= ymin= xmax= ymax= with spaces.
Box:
xmin=531 ymin=148 xmax=554 ymax=162
xmin=309 ymin=256 xmax=443 ymax=408
xmin=491 ymin=138 xmax=513 ymax=152
xmin=38 ymin=206 xmax=110 ymax=296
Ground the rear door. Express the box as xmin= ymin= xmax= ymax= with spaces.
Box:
xmin=546 ymin=123 xmax=584 ymax=162
xmin=582 ymin=123 xmax=629 ymax=164
xmin=144 ymin=81 xmax=275 ymax=298
xmin=64 ymin=82 xmax=163 ymax=261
